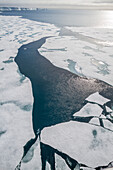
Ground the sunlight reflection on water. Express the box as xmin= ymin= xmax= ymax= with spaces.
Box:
xmin=1 ymin=9 xmax=113 ymax=28
xmin=100 ymin=10 xmax=113 ymax=28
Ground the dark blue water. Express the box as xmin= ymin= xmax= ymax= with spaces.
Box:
xmin=1 ymin=9 xmax=113 ymax=27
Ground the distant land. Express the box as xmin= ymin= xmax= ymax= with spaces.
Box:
xmin=0 ymin=7 xmax=38 ymax=11
xmin=0 ymin=4 xmax=113 ymax=10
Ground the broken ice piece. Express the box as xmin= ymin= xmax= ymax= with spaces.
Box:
xmin=110 ymin=113 xmax=113 ymax=118
xmin=55 ymin=154 xmax=70 ymax=170
xmin=105 ymin=106 xmax=113 ymax=113
xmin=85 ymin=92 xmax=110 ymax=105
xmin=89 ymin=117 xmax=100 ymax=126
xmin=22 ymin=140 xmax=38 ymax=163
xmin=106 ymin=115 xmax=112 ymax=119
xmin=106 ymin=113 xmax=113 ymax=120
xmin=99 ymin=114 xmax=106 ymax=119
xmin=81 ymin=167 xmax=95 ymax=170
xmin=102 ymin=119 xmax=113 ymax=131
xmin=73 ymin=103 xmax=102 ymax=117
xmin=41 ymin=121 xmax=113 ymax=168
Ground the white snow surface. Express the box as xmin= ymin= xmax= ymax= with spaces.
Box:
xmin=85 ymin=92 xmax=110 ymax=105
xmin=73 ymin=103 xmax=103 ymax=117
xmin=41 ymin=121 xmax=113 ymax=168
xmin=39 ymin=27 xmax=113 ymax=86
xmin=0 ymin=15 xmax=59 ymax=170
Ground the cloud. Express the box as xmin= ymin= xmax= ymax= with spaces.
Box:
xmin=0 ymin=0 xmax=113 ymax=5
xmin=94 ymin=0 xmax=113 ymax=3
xmin=0 ymin=0 xmax=104 ymax=4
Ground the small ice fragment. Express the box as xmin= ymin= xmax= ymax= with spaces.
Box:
xmin=74 ymin=163 xmax=80 ymax=170
xmin=55 ymin=154 xmax=70 ymax=170
xmin=85 ymin=92 xmax=110 ymax=105
xmin=107 ymin=113 xmax=113 ymax=120
xmin=24 ymin=48 xmax=27 ymax=50
xmin=103 ymin=119 xmax=113 ymax=131
xmin=106 ymin=115 xmax=111 ymax=119
xmin=73 ymin=103 xmax=102 ymax=117
xmin=22 ymin=140 xmax=38 ymax=163
xmin=110 ymin=113 xmax=113 ymax=118
xmin=99 ymin=114 xmax=106 ymax=119
xmin=89 ymin=118 xmax=100 ymax=126
xmin=22 ymin=148 xmax=34 ymax=163
xmin=105 ymin=106 xmax=113 ymax=113
xmin=46 ymin=162 xmax=51 ymax=170
xmin=81 ymin=168 xmax=95 ymax=170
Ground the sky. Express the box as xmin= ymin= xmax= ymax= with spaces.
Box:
xmin=0 ymin=0 xmax=113 ymax=9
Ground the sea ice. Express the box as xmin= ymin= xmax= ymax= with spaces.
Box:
xmin=85 ymin=92 xmax=110 ymax=105
xmin=73 ymin=103 xmax=102 ymax=117
xmin=41 ymin=121 xmax=113 ymax=168
xmin=39 ymin=27 xmax=113 ymax=86
xmin=0 ymin=15 xmax=59 ymax=170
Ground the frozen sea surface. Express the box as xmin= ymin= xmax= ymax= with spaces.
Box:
xmin=0 ymin=15 xmax=59 ymax=170
xmin=39 ymin=27 xmax=113 ymax=86
xmin=41 ymin=121 xmax=113 ymax=168
xmin=0 ymin=14 xmax=113 ymax=170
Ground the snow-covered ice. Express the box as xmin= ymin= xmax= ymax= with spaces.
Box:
xmin=73 ymin=103 xmax=103 ymax=117
xmin=41 ymin=121 xmax=113 ymax=168
xmin=39 ymin=27 xmax=113 ymax=85
xmin=85 ymin=92 xmax=110 ymax=105
xmin=0 ymin=15 xmax=59 ymax=170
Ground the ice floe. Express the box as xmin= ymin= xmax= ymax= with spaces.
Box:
xmin=73 ymin=103 xmax=103 ymax=117
xmin=41 ymin=121 xmax=113 ymax=168
xmin=73 ymin=92 xmax=113 ymax=132
xmin=85 ymin=92 xmax=110 ymax=105
xmin=39 ymin=27 xmax=113 ymax=85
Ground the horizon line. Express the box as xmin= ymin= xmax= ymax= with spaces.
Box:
xmin=0 ymin=3 xmax=113 ymax=10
